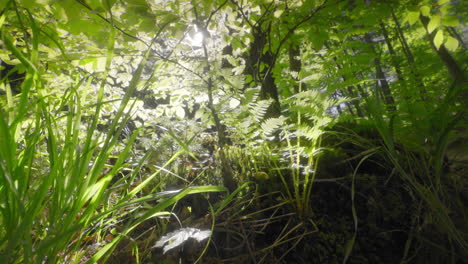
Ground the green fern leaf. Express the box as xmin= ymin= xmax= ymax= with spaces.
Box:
xmin=261 ymin=116 xmax=287 ymax=136
xmin=249 ymin=99 xmax=273 ymax=122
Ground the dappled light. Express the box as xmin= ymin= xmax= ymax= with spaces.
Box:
xmin=187 ymin=25 xmax=205 ymax=47
xmin=0 ymin=0 xmax=467 ymax=263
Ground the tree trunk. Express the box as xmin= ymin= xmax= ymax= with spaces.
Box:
xmin=380 ymin=22 xmax=403 ymax=82
xmin=244 ymin=24 xmax=281 ymax=118
xmin=289 ymin=42 xmax=303 ymax=94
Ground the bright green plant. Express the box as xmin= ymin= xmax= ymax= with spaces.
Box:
xmin=256 ymin=87 xmax=347 ymax=218
xmin=1 ymin=0 xmax=465 ymax=262
xmin=365 ymin=85 xmax=467 ymax=257
xmin=0 ymin=7 xmax=226 ymax=264
xmin=329 ymin=79 xmax=467 ymax=262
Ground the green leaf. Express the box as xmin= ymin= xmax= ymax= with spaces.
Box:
xmin=442 ymin=16 xmax=459 ymax=27
xmin=427 ymin=15 xmax=440 ymax=33
xmin=88 ymin=0 xmax=104 ymax=11
xmin=420 ymin=6 xmax=431 ymax=17
xmin=406 ymin=11 xmax=420 ymax=25
xmin=440 ymin=5 xmax=451 ymax=15
xmin=90 ymin=185 xmax=227 ymax=262
xmin=310 ymin=30 xmax=328 ymax=51
xmin=66 ymin=19 xmax=101 ymax=35
xmin=249 ymin=99 xmax=272 ymax=122
xmin=261 ymin=117 xmax=287 ymax=136
xmin=102 ymin=0 xmax=117 ymax=11
xmin=437 ymin=0 xmax=450 ymax=5
xmin=274 ymin=10 xmax=284 ymax=18
xmin=281 ymin=86 xmax=292 ymax=98
xmin=57 ymin=0 xmax=84 ymax=20
xmin=19 ymin=0 xmax=50 ymax=8
xmin=407 ymin=5 xmax=419 ymax=12
xmin=203 ymin=0 xmax=214 ymax=16
xmin=174 ymin=105 xmax=185 ymax=119
xmin=444 ymin=36 xmax=459 ymax=51
xmin=434 ymin=30 xmax=444 ymax=49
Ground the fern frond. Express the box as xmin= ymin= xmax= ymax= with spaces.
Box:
xmin=296 ymin=124 xmax=325 ymax=141
xmin=261 ymin=116 xmax=287 ymax=136
xmin=248 ymin=99 xmax=272 ymax=122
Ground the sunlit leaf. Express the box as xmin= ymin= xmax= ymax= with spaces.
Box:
xmin=203 ymin=0 xmax=214 ymax=16
xmin=442 ymin=16 xmax=459 ymax=27
xmin=274 ymin=10 xmax=284 ymax=18
xmin=174 ymin=105 xmax=185 ymax=119
xmin=249 ymin=99 xmax=272 ymax=122
xmin=427 ymin=14 xmax=440 ymax=33
xmin=300 ymin=73 xmax=321 ymax=82
xmin=261 ymin=116 xmax=287 ymax=136
xmin=88 ymin=0 xmax=104 ymax=11
xmin=102 ymin=0 xmax=117 ymax=10
xmin=434 ymin=30 xmax=444 ymax=49
xmin=444 ymin=36 xmax=459 ymax=51
xmin=420 ymin=6 xmax=431 ymax=17
xmin=405 ymin=11 xmax=420 ymax=25
xmin=437 ymin=0 xmax=450 ymax=5
xmin=440 ymin=5 xmax=451 ymax=15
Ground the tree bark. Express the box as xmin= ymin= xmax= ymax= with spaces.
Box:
xmin=243 ymin=20 xmax=281 ymax=118
xmin=289 ymin=42 xmax=303 ymax=94
xmin=380 ymin=22 xmax=403 ymax=82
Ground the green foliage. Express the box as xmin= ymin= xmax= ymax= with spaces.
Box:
xmin=0 ymin=3 xmax=226 ymax=263
xmin=1 ymin=0 xmax=466 ymax=262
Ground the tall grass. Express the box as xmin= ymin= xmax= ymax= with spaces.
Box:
xmin=0 ymin=10 xmax=225 ymax=263
xmin=342 ymin=81 xmax=468 ymax=261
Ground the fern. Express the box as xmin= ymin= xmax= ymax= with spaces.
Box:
xmin=261 ymin=116 xmax=287 ymax=136
xmin=289 ymin=90 xmax=349 ymax=126
xmin=296 ymin=124 xmax=324 ymax=141
xmin=248 ymin=99 xmax=272 ymax=122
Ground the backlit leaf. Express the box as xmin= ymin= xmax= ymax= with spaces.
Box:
xmin=261 ymin=116 xmax=287 ymax=136
xmin=434 ymin=30 xmax=444 ymax=49
xmin=440 ymin=5 xmax=451 ymax=15
xmin=274 ymin=10 xmax=284 ymax=18
xmin=437 ymin=0 xmax=450 ymax=5
xmin=420 ymin=6 xmax=431 ymax=17
xmin=102 ymin=0 xmax=117 ymax=10
xmin=175 ymin=106 xmax=185 ymax=119
xmin=444 ymin=36 xmax=458 ymax=51
xmin=427 ymin=15 xmax=440 ymax=33
xmin=442 ymin=16 xmax=459 ymax=27
xmin=406 ymin=11 xmax=420 ymax=25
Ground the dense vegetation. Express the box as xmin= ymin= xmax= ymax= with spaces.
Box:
xmin=0 ymin=0 xmax=466 ymax=263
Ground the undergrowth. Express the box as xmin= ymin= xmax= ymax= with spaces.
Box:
xmin=1 ymin=1 xmax=467 ymax=263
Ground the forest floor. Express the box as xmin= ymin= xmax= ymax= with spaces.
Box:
xmin=103 ymin=136 xmax=468 ymax=264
